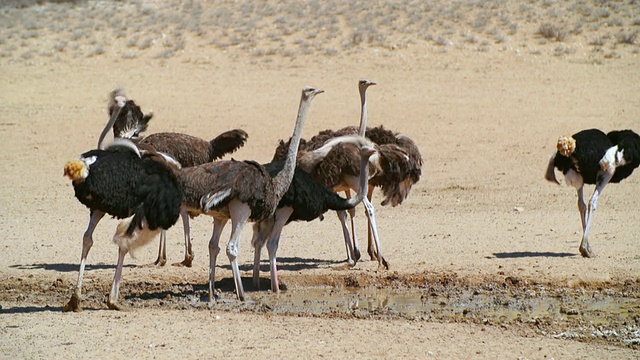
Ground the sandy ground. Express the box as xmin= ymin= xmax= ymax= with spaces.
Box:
xmin=1 ymin=1 xmax=640 ymax=359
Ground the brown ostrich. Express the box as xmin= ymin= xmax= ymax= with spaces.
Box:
xmin=98 ymin=88 xmax=249 ymax=267
xmin=251 ymin=143 xmax=376 ymax=293
xmin=176 ymin=86 xmax=324 ymax=302
xmin=273 ymin=80 xmax=423 ymax=269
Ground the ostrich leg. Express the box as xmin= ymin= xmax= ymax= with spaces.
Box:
xmin=252 ymin=220 xmax=274 ymax=289
xmin=579 ymin=172 xmax=613 ymax=258
xmin=149 ymin=231 xmax=167 ymax=267
xmin=64 ymin=210 xmax=105 ymax=312
xmin=226 ymin=200 xmax=251 ymax=301
xmin=208 ymin=218 xmax=227 ymax=302
xmin=106 ymin=247 xmax=128 ymax=311
xmin=266 ymin=207 xmax=294 ymax=294
xmin=364 ymin=185 xmax=377 ymax=261
xmin=336 ymin=210 xmax=357 ymax=265
xmin=173 ymin=210 xmax=194 ymax=267
xmin=362 ymin=196 xmax=389 ymax=270
xmin=343 ymin=189 xmax=362 ymax=263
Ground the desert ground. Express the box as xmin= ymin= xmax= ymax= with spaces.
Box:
xmin=1 ymin=0 xmax=639 ymax=359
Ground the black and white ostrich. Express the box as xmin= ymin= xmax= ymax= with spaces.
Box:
xmin=101 ymin=88 xmax=249 ymax=267
xmin=251 ymin=143 xmax=377 ymax=293
xmin=273 ymin=80 xmax=423 ymax=269
xmin=174 ymin=86 xmax=324 ymax=302
xmin=63 ymin=105 xmax=182 ymax=311
xmin=545 ymin=128 xmax=640 ymax=257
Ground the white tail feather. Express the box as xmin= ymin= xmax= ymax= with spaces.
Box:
xmin=113 ymin=218 xmax=162 ymax=259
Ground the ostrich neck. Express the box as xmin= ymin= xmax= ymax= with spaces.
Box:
xmin=272 ymin=97 xmax=311 ymax=201
xmin=358 ymin=89 xmax=368 ymax=137
xmin=97 ymin=106 xmax=122 ymax=149
xmin=347 ymin=152 xmax=371 ymax=206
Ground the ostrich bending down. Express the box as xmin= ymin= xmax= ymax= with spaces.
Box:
xmin=63 ymin=105 xmax=182 ymax=311
xmin=545 ymin=128 xmax=640 ymax=257
xmin=251 ymin=143 xmax=377 ymax=293
xmin=174 ymin=86 xmax=324 ymax=302
xmin=273 ymin=80 xmax=422 ymax=269
xmin=100 ymin=88 xmax=249 ymax=267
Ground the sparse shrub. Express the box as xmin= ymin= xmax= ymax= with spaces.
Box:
xmin=616 ymin=32 xmax=637 ymax=44
xmin=122 ymin=51 xmax=137 ymax=59
xmin=53 ymin=40 xmax=67 ymax=52
xmin=633 ymin=18 xmax=640 ymax=26
xmin=138 ymin=38 xmax=153 ymax=50
xmin=127 ymin=35 xmax=139 ymax=48
xmin=589 ymin=37 xmax=606 ymax=46
xmin=537 ymin=23 xmax=567 ymax=41
xmin=434 ymin=36 xmax=450 ymax=46
xmin=87 ymin=46 xmax=105 ymax=57
xmin=154 ymin=49 xmax=175 ymax=59
xmin=20 ymin=51 xmax=33 ymax=59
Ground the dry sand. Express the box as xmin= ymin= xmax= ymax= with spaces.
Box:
xmin=1 ymin=1 xmax=639 ymax=359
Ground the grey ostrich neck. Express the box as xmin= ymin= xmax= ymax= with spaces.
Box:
xmin=357 ymin=81 xmax=374 ymax=137
xmin=272 ymin=88 xmax=321 ymax=201
xmin=97 ymin=105 xmax=123 ymax=149
xmin=346 ymin=147 xmax=373 ymax=206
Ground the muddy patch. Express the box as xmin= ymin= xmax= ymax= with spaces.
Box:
xmin=1 ymin=272 xmax=639 ymax=349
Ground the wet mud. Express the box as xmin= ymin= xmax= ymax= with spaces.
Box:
xmin=2 ymin=271 xmax=639 ymax=350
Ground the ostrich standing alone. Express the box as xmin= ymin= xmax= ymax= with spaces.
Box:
xmin=101 ymin=89 xmax=249 ymax=267
xmin=176 ymin=86 xmax=323 ymax=302
xmin=63 ymin=104 xmax=182 ymax=311
xmin=274 ymin=80 xmax=423 ymax=269
xmin=251 ymin=143 xmax=377 ymax=293
xmin=545 ymin=128 xmax=640 ymax=257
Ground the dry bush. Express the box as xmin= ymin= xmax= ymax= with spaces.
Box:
xmin=616 ymin=32 xmax=637 ymax=44
xmin=537 ymin=23 xmax=567 ymax=41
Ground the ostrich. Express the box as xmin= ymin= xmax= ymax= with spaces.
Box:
xmin=251 ymin=143 xmax=377 ymax=293
xmin=273 ymin=79 xmax=423 ymax=269
xmin=100 ymin=88 xmax=249 ymax=267
xmin=176 ymin=86 xmax=324 ymax=302
xmin=63 ymin=105 xmax=182 ymax=312
xmin=545 ymin=128 xmax=640 ymax=257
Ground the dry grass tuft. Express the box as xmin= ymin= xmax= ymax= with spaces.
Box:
xmin=537 ymin=23 xmax=567 ymax=41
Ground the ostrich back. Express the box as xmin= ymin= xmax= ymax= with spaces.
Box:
xmin=607 ymin=129 xmax=640 ymax=183
xmin=177 ymin=160 xmax=278 ymax=221
xmin=264 ymin=161 xmax=357 ymax=223
xmin=72 ymin=148 xmax=182 ymax=229
xmin=140 ymin=130 xmax=249 ymax=167
xmin=272 ymin=126 xmax=397 ymax=161
xmin=139 ymin=132 xmax=213 ymax=167
xmin=553 ymin=129 xmax=612 ymax=185
xmin=309 ymin=142 xmax=363 ymax=190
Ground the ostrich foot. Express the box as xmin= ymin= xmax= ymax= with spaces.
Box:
xmin=353 ymin=248 xmax=361 ymax=262
xmin=367 ymin=247 xmax=378 ymax=262
xmin=172 ymin=254 xmax=194 ymax=268
xmin=378 ymin=257 xmax=390 ymax=271
xmin=63 ymin=292 xmax=82 ymax=312
xmin=107 ymin=300 xmax=129 ymax=311
xmin=141 ymin=258 xmax=167 ymax=268
xmin=579 ymin=245 xmax=595 ymax=258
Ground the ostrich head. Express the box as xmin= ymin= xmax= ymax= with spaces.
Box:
xmin=63 ymin=156 xmax=97 ymax=183
xmin=557 ymin=136 xmax=576 ymax=157
xmin=108 ymin=88 xmax=153 ymax=140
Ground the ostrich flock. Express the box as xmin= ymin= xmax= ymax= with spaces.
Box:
xmin=62 ymin=81 xmax=638 ymax=312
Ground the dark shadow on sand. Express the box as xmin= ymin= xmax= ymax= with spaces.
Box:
xmin=220 ymin=256 xmax=344 ymax=273
xmin=492 ymin=252 xmax=576 ymax=259
xmin=9 ymin=263 xmax=135 ymax=272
